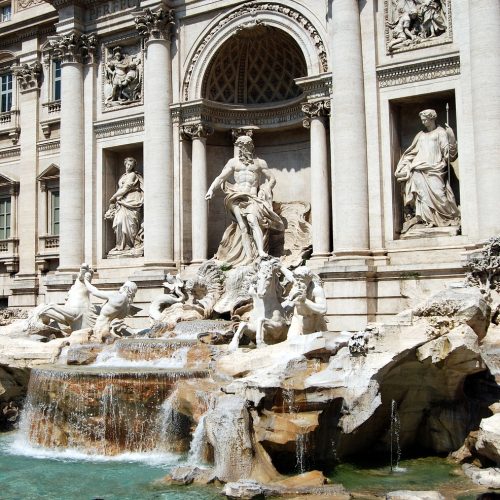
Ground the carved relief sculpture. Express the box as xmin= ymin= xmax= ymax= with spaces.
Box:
xmin=394 ymin=109 xmax=460 ymax=236
xmin=387 ymin=0 xmax=450 ymax=53
xmin=105 ymin=157 xmax=144 ymax=257
xmin=104 ymin=45 xmax=142 ymax=107
xmin=205 ymin=135 xmax=284 ymax=266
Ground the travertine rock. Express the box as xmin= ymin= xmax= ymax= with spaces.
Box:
xmin=476 ymin=414 xmax=500 ymax=465
xmin=66 ymin=343 xmax=104 ymax=365
xmin=386 ymin=491 xmax=444 ymax=500
xmin=462 ymin=463 xmax=500 ymax=488
xmin=413 ymin=287 xmax=491 ymax=339
xmin=204 ymin=395 xmax=280 ymax=484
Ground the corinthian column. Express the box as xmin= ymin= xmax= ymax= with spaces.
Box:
xmin=469 ymin=0 xmax=500 ymax=239
xmin=302 ymin=101 xmax=331 ymax=257
xmin=331 ymin=0 xmax=369 ymax=256
xmin=135 ymin=7 xmax=175 ymax=267
xmin=182 ymin=123 xmax=213 ymax=263
xmin=50 ymin=32 xmax=97 ymax=271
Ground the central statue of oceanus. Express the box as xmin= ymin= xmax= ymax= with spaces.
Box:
xmin=205 ymin=135 xmax=284 ymax=266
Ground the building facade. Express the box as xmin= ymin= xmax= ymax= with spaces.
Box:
xmin=0 ymin=0 xmax=499 ymax=330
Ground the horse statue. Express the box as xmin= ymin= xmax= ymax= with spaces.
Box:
xmin=228 ymin=257 xmax=289 ymax=350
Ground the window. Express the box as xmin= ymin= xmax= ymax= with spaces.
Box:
xmin=50 ymin=190 xmax=59 ymax=235
xmin=0 ymin=74 xmax=12 ymax=113
xmin=0 ymin=197 xmax=11 ymax=240
xmin=0 ymin=3 xmax=11 ymax=23
xmin=53 ymin=60 xmax=61 ymax=101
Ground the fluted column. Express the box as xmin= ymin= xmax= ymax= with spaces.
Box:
xmin=182 ymin=123 xmax=213 ymax=263
xmin=470 ymin=0 xmax=500 ymax=239
xmin=303 ymin=101 xmax=331 ymax=257
xmin=50 ymin=32 xmax=97 ymax=271
xmin=135 ymin=7 xmax=175 ymax=267
xmin=331 ymin=0 xmax=369 ymax=256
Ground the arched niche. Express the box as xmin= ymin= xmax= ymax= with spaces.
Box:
xmin=183 ymin=2 xmax=328 ymax=102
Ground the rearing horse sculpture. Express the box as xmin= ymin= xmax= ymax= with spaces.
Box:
xmin=228 ymin=257 xmax=288 ymax=351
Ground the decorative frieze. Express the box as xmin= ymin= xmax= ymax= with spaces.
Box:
xmin=0 ymin=147 xmax=20 ymax=160
xmin=17 ymin=0 xmax=44 ymax=10
xmin=377 ymin=55 xmax=460 ymax=87
xmin=12 ymin=60 xmax=42 ymax=92
xmin=183 ymin=2 xmax=328 ymax=101
xmin=94 ymin=115 xmax=144 ymax=139
xmin=295 ymin=74 xmax=332 ymax=102
xmin=48 ymin=31 xmax=98 ymax=64
xmin=173 ymin=98 xmax=305 ymax=130
xmin=37 ymin=140 xmax=60 ymax=153
xmin=134 ymin=7 xmax=175 ymax=41
xmin=385 ymin=0 xmax=452 ymax=54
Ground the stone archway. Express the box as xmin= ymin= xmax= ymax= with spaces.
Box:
xmin=183 ymin=2 xmax=328 ymax=102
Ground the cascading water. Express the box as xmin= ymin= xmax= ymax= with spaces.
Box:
xmin=390 ymin=399 xmax=402 ymax=472
xmin=283 ymin=387 xmax=308 ymax=474
xmin=16 ymin=366 xmax=209 ymax=456
xmin=187 ymin=414 xmax=207 ymax=465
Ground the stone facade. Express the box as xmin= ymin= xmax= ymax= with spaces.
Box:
xmin=0 ymin=0 xmax=498 ymax=330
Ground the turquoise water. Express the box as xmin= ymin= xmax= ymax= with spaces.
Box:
xmin=1 ymin=432 xmax=493 ymax=500
xmin=330 ymin=457 xmax=486 ymax=499
xmin=0 ymin=432 xmax=221 ymax=500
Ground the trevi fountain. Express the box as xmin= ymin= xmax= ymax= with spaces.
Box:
xmin=1 ymin=133 xmax=499 ymax=499
xmin=0 ymin=0 xmax=499 ymax=499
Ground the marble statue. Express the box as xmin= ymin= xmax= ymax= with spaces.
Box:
xmin=105 ymin=157 xmax=144 ymax=256
xmin=228 ymin=257 xmax=288 ymax=350
xmin=205 ymin=135 xmax=284 ymax=266
xmin=104 ymin=46 xmax=142 ymax=106
xmin=394 ymin=109 xmax=460 ymax=235
xmin=284 ymin=266 xmax=327 ymax=339
xmin=148 ymin=261 xmax=225 ymax=333
xmin=83 ymin=277 xmax=138 ymax=342
xmin=24 ymin=263 xmax=95 ymax=335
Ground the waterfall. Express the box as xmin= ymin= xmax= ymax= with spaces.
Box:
xmin=16 ymin=367 xmax=208 ymax=456
xmin=187 ymin=414 xmax=207 ymax=465
xmin=283 ymin=387 xmax=308 ymax=474
xmin=390 ymin=399 xmax=401 ymax=471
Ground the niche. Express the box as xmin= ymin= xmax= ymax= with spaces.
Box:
xmin=389 ymin=91 xmax=459 ymax=240
xmin=102 ymin=144 xmax=144 ymax=258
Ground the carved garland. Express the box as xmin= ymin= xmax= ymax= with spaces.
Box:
xmin=183 ymin=2 xmax=328 ymax=101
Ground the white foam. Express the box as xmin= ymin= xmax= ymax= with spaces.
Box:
xmin=92 ymin=347 xmax=188 ymax=369
xmin=5 ymin=433 xmax=182 ymax=467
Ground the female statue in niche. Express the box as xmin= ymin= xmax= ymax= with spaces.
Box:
xmin=105 ymin=157 xmax=144 ymax=256
xmin=395 ymin=109 xmax=460 ymax=235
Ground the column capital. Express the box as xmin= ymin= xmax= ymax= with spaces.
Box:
xmin=181 ymin=123 xmax=213 ymax=141
xmin=302 ymin=100 xmax=330 ymax=128
xmin=134 ymin=7 xmax=175 ymax=42
xmin=48 ymin=31 xmax=98 ymax=64
xmin=12 ymin=61 xmax=43 ymax=93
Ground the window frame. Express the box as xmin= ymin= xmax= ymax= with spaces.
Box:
xmin=0 ymin=196 xmax=11 ymax=240
xmin=0 ymin=73 xmax=13 ymax=113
